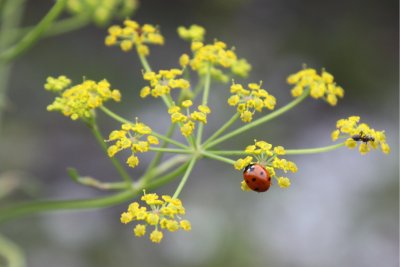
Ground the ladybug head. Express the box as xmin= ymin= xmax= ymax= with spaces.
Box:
xmin=243 ymin=163 xmax=255 ymax=174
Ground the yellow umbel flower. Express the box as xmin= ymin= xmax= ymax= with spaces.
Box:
xmin=121 ymin=191 xmax=191 ymax=243
xmin=140 ymin=69 xmax=190 ymax=98
xmin=332 ymin=116 xmax=390 ymax=155
xmin=168 ymin=102 xmax=211 ymax=137
xmin=234 ymin=140 xmax=297 ymax=190
xmin=46 ymin=77 xmax=121 ymax=121
xmin=105 ymin=19 xmax=164 ymax=56
xmin=66 ymin=0 xmax=138 ymax=26
xmin=287 ymin=67 xmax=344 ymax=106
xmin=228 ymin=82 xmax=277 ymax=123
xmin=107 ymin=120 xmax=158 ymax=168
xmin=186 ymin=39 xmax=251 ymax=82
xmin=177 ymin=24 xmax=206 ymax=42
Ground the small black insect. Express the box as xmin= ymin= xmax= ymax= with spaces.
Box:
xmin=352 ymin=131 xmax=375 ymax=143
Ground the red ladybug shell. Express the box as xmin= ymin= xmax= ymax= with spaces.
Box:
xmin=243 ymin=164 xmax=271 ymax=192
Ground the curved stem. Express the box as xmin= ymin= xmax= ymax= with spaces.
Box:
xmin=145 ymin=123 xmax=176 ymax=175
xmin=196 ymin=64 xmax=211 ymax=147
xmin=206 ymin=150 xmax=247 ymax=156
xmin=137 ymin=52 xmax=152 ymax=72
xmin=204 ymin=87 xmax=311 ymax=149
xmin=0 ymin=233 xmax=26 ymax=267
xmin=0 ymin=0 xmax=68 ymax=62
xmin=202 ymin=113 xmax=240 ymax=147
xmin=172 ymin=157 xmax=197 ymax=199
xmin=0 ymin=189 xmax=136 ymax=223
xmin=149 ymin=147 xmax=192 ymax=154
xmin=201 ymin=151 xmax=236 ymax=165
xmin=285 ymin=142 xmax=345 ymax=155
xmin=100 ymin=106 xmax=189 ymax=149
xmin=146 ymin=161 xmax=190 ymax=190
xmin=89 ymin=120 xmax=132 ymax=184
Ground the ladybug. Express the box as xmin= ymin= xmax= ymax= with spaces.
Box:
xmin=243 ymin=163 xmax=271 ymax=192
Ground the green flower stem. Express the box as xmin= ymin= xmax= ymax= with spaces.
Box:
xmin=0 ymin=161 xmax=191 ymax=223
xmin=285 ymin=142 xmax=346 ymax=155
xmin=0 ymin=0 xmax=68 ymax=62
xmin=172 ymin=157 xmax=197 ymax=199
xmin=207 ymin=142 xmax=346 ymax=156
xmin=15 ymin=14 xmax=90 ymax=40
xmin=0 ymin=189 xmax=137 ymax=223
xmin=192 ymin=78 xmax=205 ymax=99
xmin=145 ymin=123 xmax=176 ymax=174
xmin=202 ymin=113 xmax=240 ymax=147
xmin=0 ymin=233 xmax=26 ymax=267
xmin=206 ymin=150 xmax=248 ymax=156
xmin=151 ymin=155 xmax=190 ymax=176
xmin=67 ymin=168 xmax=128 ymax=190
xmin=204 ymin=87 xmax=311 ymax=149
xmin=145 ymin=161 xmax=190 ymax=190
xmin=0 ymin=0 xmax=26 ymax=133
xmin=99 ymin=106 xmax=189 ymax=149
xmin=201 ymin=151 xmax=236 ymax=165
xmin=137 ymin=52 xmax=152 ymax=72
xmin=89 ymin=120 xmax=133 ymax=184
xmin=196 ymin=64 xmax=211 ymax=147
xmin=149 ymin=147 xmax=192 ymax=154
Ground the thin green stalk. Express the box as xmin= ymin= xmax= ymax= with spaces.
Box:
xmin=172 ymin=157 xmax=197 ymax=199
xmin=67 ymin=168 xmax=128 ymax=190
xmin=0 ymin=162 xmax=191 ymax=223
xmin=0 ymin=0 xmax=26 ymax=133
xmin=89 ymin=120 xmax=132 ymax=184
xmin=0 ymin=0 xmax=68 ymax=62
xmin=145 ymin=123 xmax=176 ymax=174
xmin=0 ymin=233 xmax=26 ymax=267
xmin=0 ymin=189 xmax=136 ymax=223
xmin=202 ymin=113 xmax=240 ymax=147
xmin=145 ymin=161 xmax=190 ymax=190
xmin=151 ymin=155 xmax=190 ymax=176
xmin=206 ymin=150 xmax=247 ymax=156
xmin=149 ymin=147 xmax=192 ymax=154
xmin=99 ymin=106 xmax=189 ymax=149
xmin=285 ymin=142 xmax=345 ymax=155
xmin=15 ymin=14 xmax=90 ymax=39
xmin=204 ymin=87 xmax=311 ymax=149
xmin=196 ymin=64 xmax=211 ymax=147
xmin=201 ymin=151 xmax=236 ymax=165
xmin=137 ymin=52 xmax=152 ymax=72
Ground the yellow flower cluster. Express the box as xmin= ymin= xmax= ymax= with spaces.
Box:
xmin=234 ymin=140 xmax=297 ymax=189
xmin=44 ymin=75 xmax=71 ymax=92
xmin=177 ymin=25 xmax=206 ymax=42
xmin=227 ymin=82 xmax=277 ymax=122
xmin=66 ymin=0 xmax=138 ymax=26
xmin=120 ymin=192 xmax=191 ymax=243
xmin=168 ymin=100 xmax=211 ymax=137
xmin=46 ymin=77 xmax=121 ymax=121
xmin=287 ymin=68 xmax=344 ymax=106
xmin=140 ymin=69 xmax=190 ymax=98
xmin=105 ymin=20 xmax=164 ymax=56
xmin=107 ymin=121 xmax=159 ymax=168
xmin=178 ymin=34 xmax=251 ymax=82
xmin=331 ymin=116 xmax=390 ymax=155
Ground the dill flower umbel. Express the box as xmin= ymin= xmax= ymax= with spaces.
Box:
xmin=105 ymin=19 xmax=164 ymax=55
xmin=45 ymin=77 xmax=121 ymax=121
xmin=140 ymin=69 xmax=190 ymax=98
xmin=287 ymin=67 xmax=344 ymax=106
xmin=331 ymin=116 xmax=390 ymax=155
xmin=120 ymin=192 xmax=191 ymax=243
xmin=168 ymin=100 xmax=211 ymax=137
xmin=179 ymin=33 xmax=251 ymax=82
xmin=107 ymin=121 xmax=159 ymax=168
xmin=227 ymin=82 xmax=277 ymax=122
xmin=234 ymin=140 xmax=297 ymax=189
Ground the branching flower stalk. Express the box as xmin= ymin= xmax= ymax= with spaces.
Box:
xmin=0 ymin=21 xmax=390 ymax=245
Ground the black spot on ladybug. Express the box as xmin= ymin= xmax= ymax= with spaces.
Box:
xmin=252 ymin=177 xmax=256 ymax=182
xmin=255 ymin=188 xmax=259 ymax=191
xmin=260 ymin=171 xmax=264 ymax=176
xmin=268 ymin=177 xmax=271 ymax=181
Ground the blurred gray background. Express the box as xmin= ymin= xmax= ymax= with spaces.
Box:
xmin=0 ymin=0 xmax=398 ymax=266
